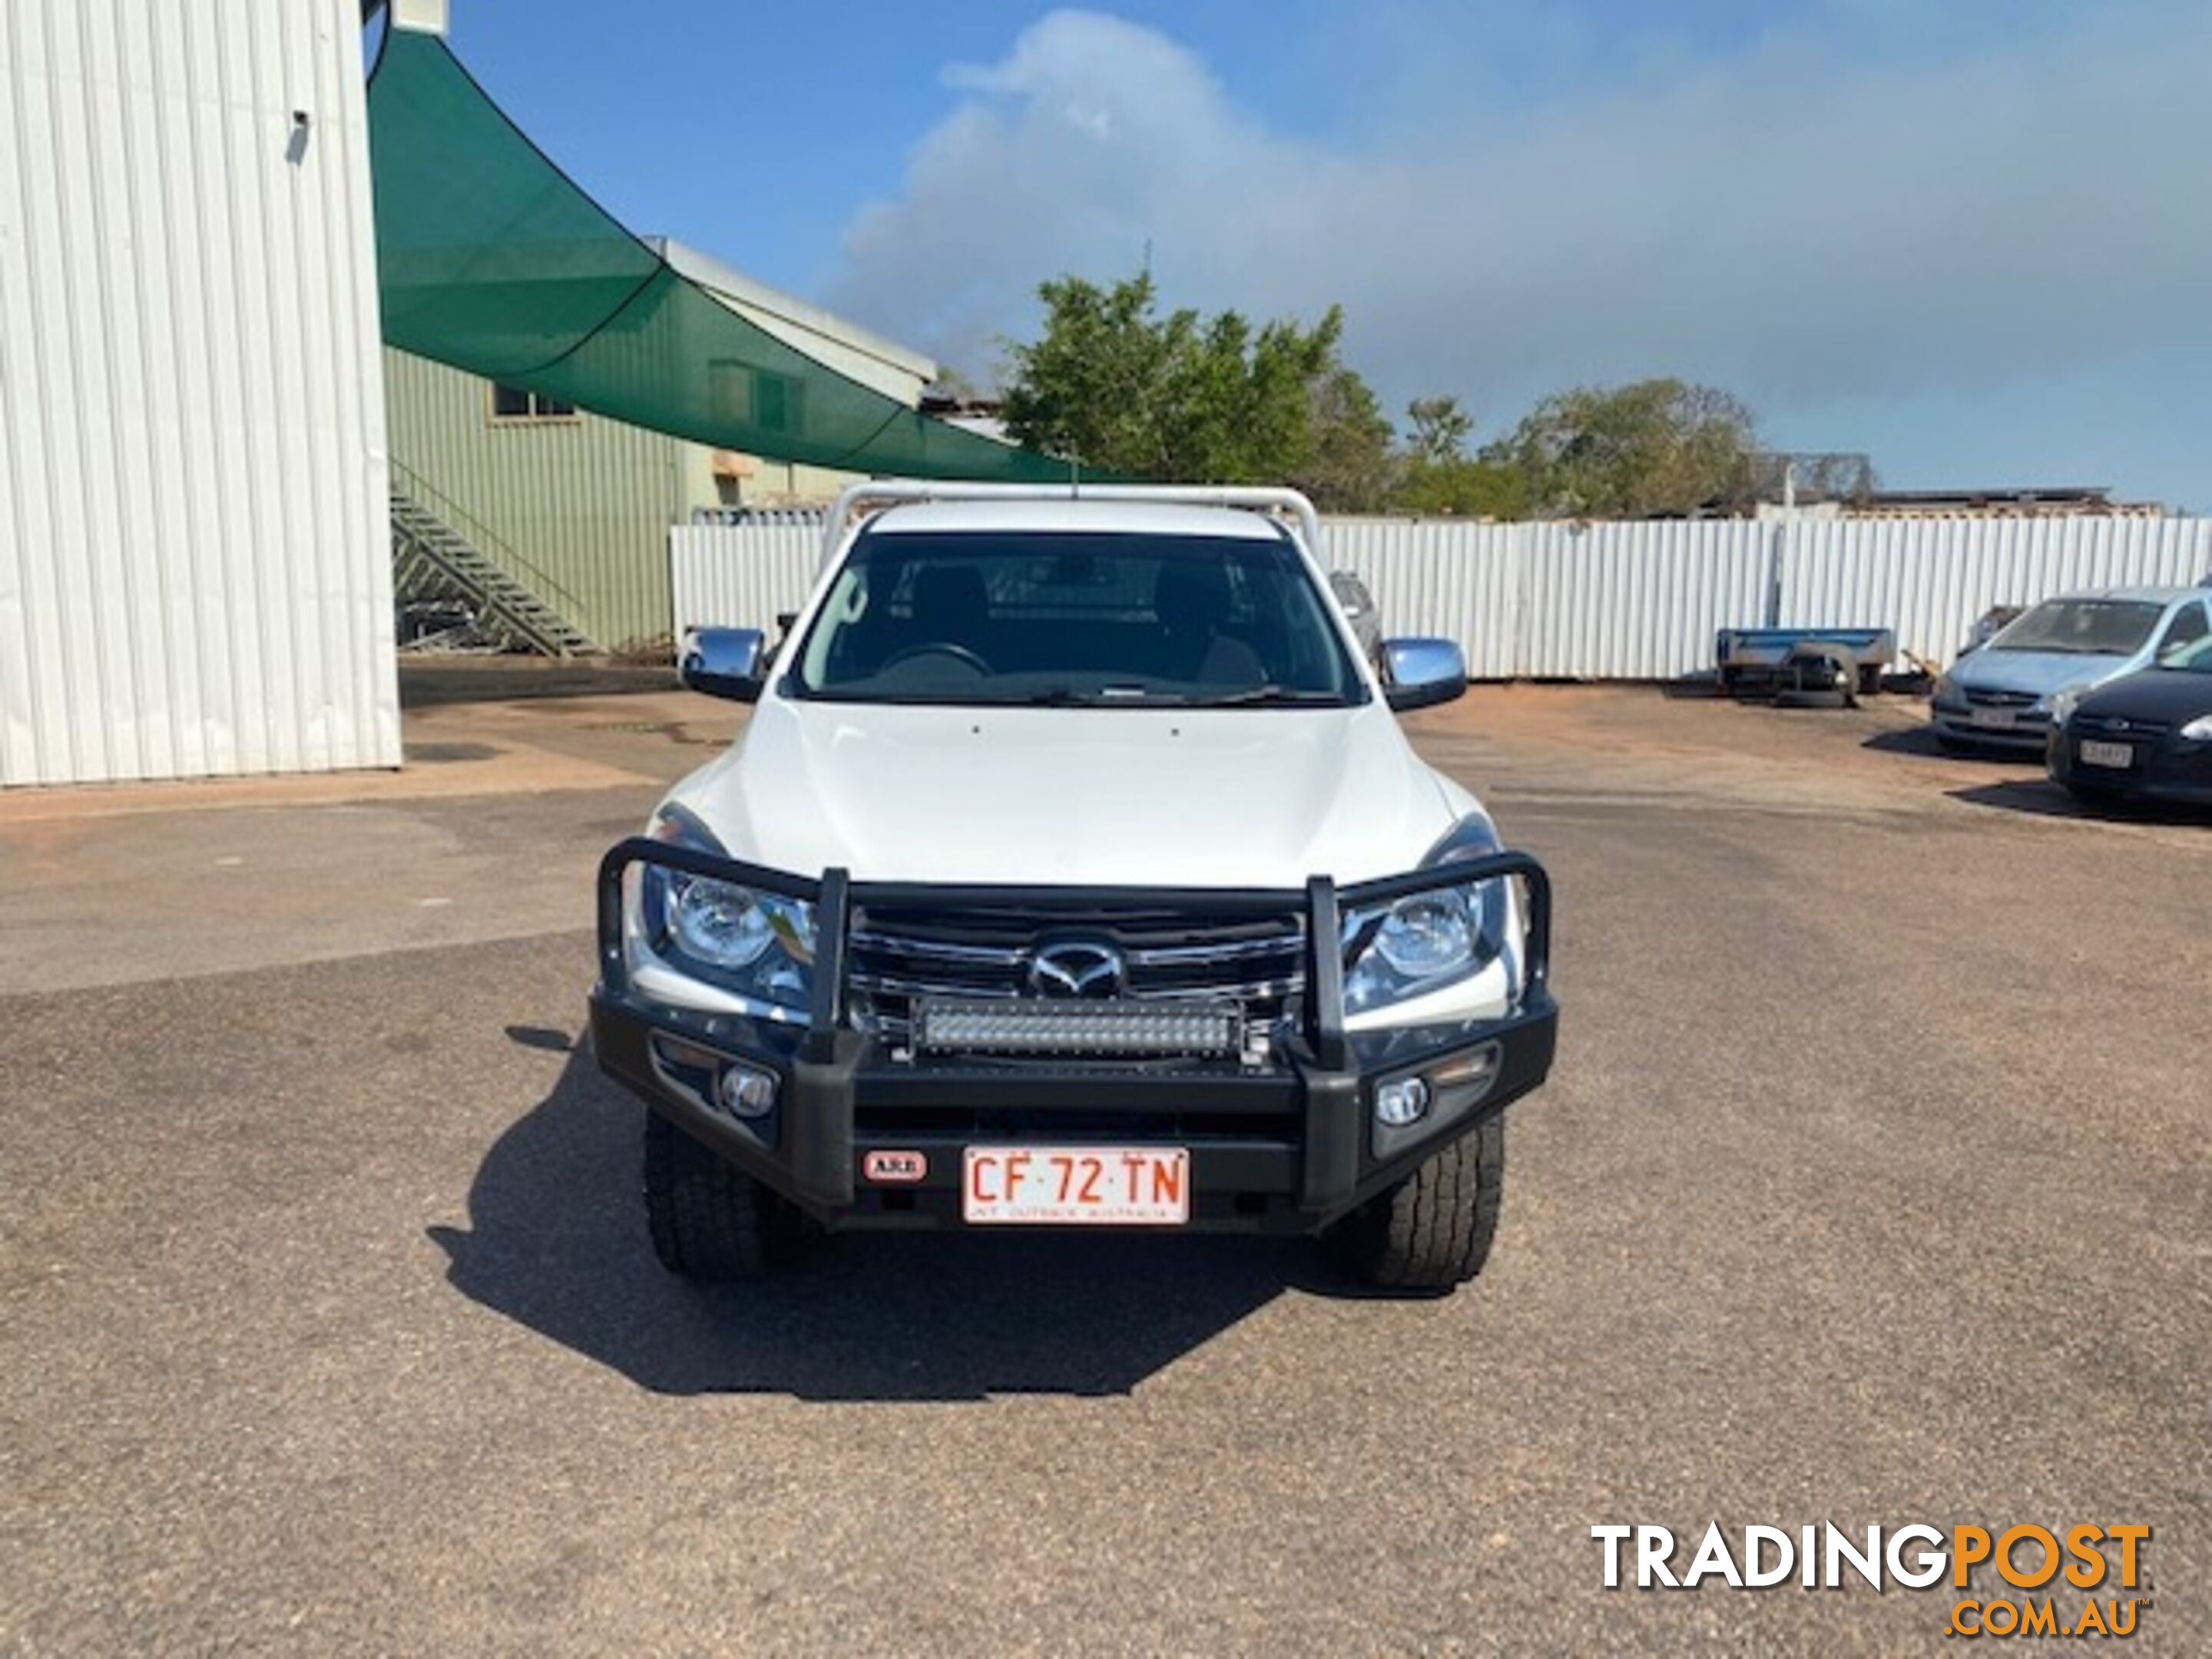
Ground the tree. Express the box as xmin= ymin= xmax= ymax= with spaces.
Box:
xmin=1387 ymin=393 xmax=1528 ymax=518
xmin=1293 ymin=366 xmax=1397 ymax=513
xmin=998 ymin=273 xmax=1176 ymax=476
xmin=1482 ymin=379 xmax=1761 ymax=518
xmin=1392 ymin=454 xmax=1531 ymax=519
xmin=1000 ymin=272 xmax=1394 ymax=507
xmin=1405 ymin=396 xmax=1475 ymax=465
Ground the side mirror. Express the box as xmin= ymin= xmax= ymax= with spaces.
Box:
xmin=1382 ymin=638 xmax=1468 ymax=712
xmin=680 ymin=626 xmax=767 ymax=704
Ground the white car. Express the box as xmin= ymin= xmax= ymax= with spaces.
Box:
xmin=590 ymin=483 xmax=1558 ymax=1291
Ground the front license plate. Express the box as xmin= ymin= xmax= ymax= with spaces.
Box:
xmin=1970 ymin=707 xmax=2018 ymax=730
xmin=962 ymin=1146 xmax=1190 ymax=1226
xmin=2078 ymin=739 xmax=2134 ymax=769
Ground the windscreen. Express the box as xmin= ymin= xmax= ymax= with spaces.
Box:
xmin=1991 ymin=599 xmax=2164 ymax=655
xmin=791 ymin=531 xmax=1363 ymax=707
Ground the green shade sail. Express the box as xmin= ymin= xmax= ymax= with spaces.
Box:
xmin=367 ymin=27 xmax=1071 ymax=483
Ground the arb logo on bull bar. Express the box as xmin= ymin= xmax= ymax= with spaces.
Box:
xmin=863 ymin=1150 xmax=928 ymax=1184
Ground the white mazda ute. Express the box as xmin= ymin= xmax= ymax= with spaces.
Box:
xmin=589 ymin=483 xmax=1558 ymax=1291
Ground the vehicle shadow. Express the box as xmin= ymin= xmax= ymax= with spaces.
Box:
xmin=1945 ymin=778 xmax=2097 ymax=819
xmin=1948 ymin=777 xmax=2212 ymax=826
xmin=1857 ymin=723 xmax=2038 ymax=762
xmin=429 ymin=1044 xmax=1329 ymax=1400
xmin=1860 ymin=724 xmax=1949 ymax=758
xmin=1856 ymin=717 xmax=2212 ymax=826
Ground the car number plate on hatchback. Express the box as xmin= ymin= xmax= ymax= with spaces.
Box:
xmin=2078 ymin=739 xmax=2134 ymax=769
xmin=1970 ymin=707 xmax=2018 ymax=730
xmin=962 ymin=1147 xmax=1190 ymax=1225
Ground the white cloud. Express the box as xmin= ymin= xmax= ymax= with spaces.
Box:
xmin=826 ymin=5 xmax=2212 ymax=494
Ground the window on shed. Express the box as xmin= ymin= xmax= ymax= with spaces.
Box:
xmin=709 ymin=360 xmax=803 ymax=434
xmin=489 ymin=383 xmax=578 ymax=422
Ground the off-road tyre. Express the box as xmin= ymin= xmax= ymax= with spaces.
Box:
xmin=1773 ymin=647 xmax=1855 ymax=710
xmin=643 ymin=1110 xmax=802 ymax=1280
xmin=1330 ymin=1116 xmax=1505 ymax=1293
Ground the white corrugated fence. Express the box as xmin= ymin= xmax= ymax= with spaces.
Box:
xmin=1776 ymin=515 xmax=2211 ymax=670
xmin=671 ymin=512 xmax=2212 ymax=680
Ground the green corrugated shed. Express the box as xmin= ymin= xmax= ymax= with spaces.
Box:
xmin=386 ymin=347 xmax=704 ymax=652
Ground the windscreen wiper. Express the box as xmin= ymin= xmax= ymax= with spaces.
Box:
xmin=1012 ymin=684 xmax=1172 ymax=706
xmin=1185 ymin=684 xmax=1347 ymax=707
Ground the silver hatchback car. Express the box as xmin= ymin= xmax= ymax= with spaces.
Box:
xmin=1929 ymin=586 xmax=2212 ymax=752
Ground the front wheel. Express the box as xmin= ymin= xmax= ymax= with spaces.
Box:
xmin=642 ymin=1111 xmax=804 ymax=1280
xmin=1328 ymin=1117 xmax=1505 ymax=1293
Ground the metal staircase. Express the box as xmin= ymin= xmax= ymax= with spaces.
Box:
xmin=389 ymin=485 xmax=598 ymax=657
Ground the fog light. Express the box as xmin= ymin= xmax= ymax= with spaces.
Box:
xmin=717 ymin=1062 xmax=777 ymax=1119
xmin=1375 ymin=1075 xmax=1432 ymax=1128
xmin=1370 ymin=1042 xmax=1503 ymax=1160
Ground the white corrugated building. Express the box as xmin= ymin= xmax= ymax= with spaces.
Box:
xmin=1 ymin=0 xmax=397 ymax=787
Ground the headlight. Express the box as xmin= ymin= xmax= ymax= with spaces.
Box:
xmin=1932 ymin=674 xmax=1956 ymax=704
xmin=639 ymin=806 xmax=816 ymax=1013
xmin=1343 ymin=880 xmax=1499 ymax=1015
xmin=1373 ymin=890 xmax=1478 ymax=977
xmin=2181 ymin=713 xmax=2212 ymax=742
xmin=2048 ymin=686 xmax=2085 ymax=728
xmin=671 ymin=879 xmax=777 ymax=966
xmin=669 ymin=879 xmax=815 ymax=973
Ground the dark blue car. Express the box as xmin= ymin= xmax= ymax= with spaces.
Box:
xmin=2048 ymin=632 xmax=2212 ymax=806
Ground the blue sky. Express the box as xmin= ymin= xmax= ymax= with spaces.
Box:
xmin=429 ymin=1 xmax=2210 ymax=507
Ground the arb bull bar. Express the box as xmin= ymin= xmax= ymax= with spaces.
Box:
xmin=589 ymin=841 xmax=1558 ymax=1232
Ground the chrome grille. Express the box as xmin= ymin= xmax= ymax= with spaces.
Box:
xmin=1965 ymin=688 xmax=2041 ymax=708
xmin=846 ymin=903 xmax=1307 ymax=1049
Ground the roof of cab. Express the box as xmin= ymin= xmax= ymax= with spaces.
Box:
xmin=860 ymin=498 xmax=1290 ymax=541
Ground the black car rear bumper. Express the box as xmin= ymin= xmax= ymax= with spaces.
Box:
xmin=589 ymin=843 xmax=1558 ymax=1233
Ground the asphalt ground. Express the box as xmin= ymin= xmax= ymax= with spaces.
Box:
xmin=2 ymin=682 xmax=2207 ymax=1654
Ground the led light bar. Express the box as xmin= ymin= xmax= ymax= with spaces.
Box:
xmin=915 ymin=997 xmax=1240 ymax=1058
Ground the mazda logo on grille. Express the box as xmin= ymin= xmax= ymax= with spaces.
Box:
xmin=1026 ymin=939 xmax=1125 ymax=998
